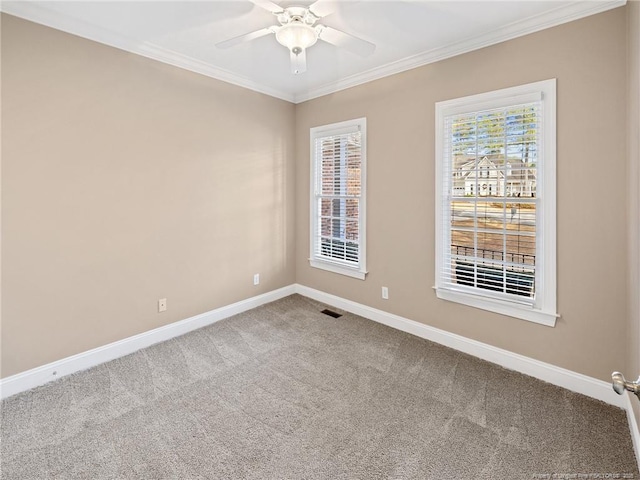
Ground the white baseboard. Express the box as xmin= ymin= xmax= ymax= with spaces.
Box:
xmin=624 ymin=394 xmax=640 ymax=472
xmin=2 ymin=283 xmax=638 ymax=465
xmin=294 ymin=284 xmax=640 ymax=466
xmin=0 ymin=283 xmax=630 ymax=419
xmin=294 ymin=284 xmax=626 ymax=409
xmin=0 ymin=285 xmax=296 ymax=400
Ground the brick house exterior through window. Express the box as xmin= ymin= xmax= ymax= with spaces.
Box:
xmin=310 ymin=118 xmax=367 ymax=280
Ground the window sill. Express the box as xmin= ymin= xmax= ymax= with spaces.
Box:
xmin=434 ymin=287 xmax=558 ymax=327
xmin=309 ymin=259 xmax=367 ymax=280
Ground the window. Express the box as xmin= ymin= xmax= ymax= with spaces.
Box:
xmin=310 ymin=118 xmax=367 ymax=279
xmin=435 ymin=79 xmax=557 ymax=326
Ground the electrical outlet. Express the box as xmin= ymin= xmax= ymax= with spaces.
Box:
xmin=253 ymin=273 xmax=260 ymax=286
xmin=158 ymin=298 xmax=167 ymax=312
xmin=382 ymin=287 xmax=389 ymax=300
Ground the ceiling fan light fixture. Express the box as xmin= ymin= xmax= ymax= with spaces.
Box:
xmin=275 ymin=20 xmax=318 ymax=53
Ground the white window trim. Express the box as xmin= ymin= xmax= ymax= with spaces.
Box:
xmin=434 ymin=79 xmax=558 ymax=327
xmin=309 ymin=118 xmax=367 ymax=280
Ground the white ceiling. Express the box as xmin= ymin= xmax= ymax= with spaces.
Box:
xmin=1 ymin=0 xmax=625 ymax=103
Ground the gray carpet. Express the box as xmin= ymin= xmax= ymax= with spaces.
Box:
xmin=1 ymin=294 xmax=638 ymax=479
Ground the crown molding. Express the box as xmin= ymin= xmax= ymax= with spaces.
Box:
xmin=1 ymin=0 xmax=627 ymax=105
xmin=292 ymin=0 xmax=627 ymax=103
xmin=0 ymin=1 xmax=295 ymax=103
xmin=134 ymin=42 xmax=295 ymax=103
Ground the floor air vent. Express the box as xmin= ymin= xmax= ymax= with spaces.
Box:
xmin=321 ymin=309 xmax=342 ymax=318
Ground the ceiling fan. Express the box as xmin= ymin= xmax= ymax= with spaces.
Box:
xmin=215 ymin=0 xmax=376 ymax=75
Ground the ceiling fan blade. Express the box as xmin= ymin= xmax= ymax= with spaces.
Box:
xmin=308 ymin=0 xmax=340 ymax=18
xmin=317 ymin=25 xmax=375 ymax=57
xmin=290 ymin=49 xmax=307 ymax=75
xmin=249 ymin=0 xmax=284 ymax=14
xmin=309 ymin=0 xmax=359 ymax=18
xmin=215 ymin=27 xmax=274 ymax=49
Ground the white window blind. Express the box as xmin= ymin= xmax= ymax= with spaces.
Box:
xmin=443 ymin=103 xmax=540 ymax=303
xmin=435 ymin=80 xmax=557 ymax=326
xmin=310 ymin=118 xmax=367 ymax=279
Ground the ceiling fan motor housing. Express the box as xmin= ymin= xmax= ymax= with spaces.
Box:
xmin=277 ymin=6 xmax=317 ymax=26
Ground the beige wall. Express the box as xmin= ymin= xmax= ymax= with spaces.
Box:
xmin=296 ymin=8 xmax=628 ymax=381
xmin=1 ymin=7 xmax=634 ymax=383
xmin=0 ymin=13 xmax=3 ymax=378
xmin=1 ymin=14 xmax=296 ymax=377
xmin=627 ymin=0 xmax=640 ymax=422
